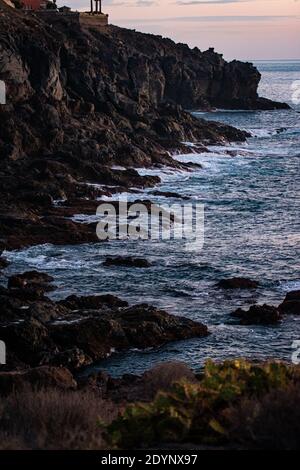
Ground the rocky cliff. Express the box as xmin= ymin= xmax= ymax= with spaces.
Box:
xmin=0 ymin=5 xmax=288 ymax=248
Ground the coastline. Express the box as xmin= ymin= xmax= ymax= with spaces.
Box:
xmin=0 ymin=4 xmax=299 ymax=451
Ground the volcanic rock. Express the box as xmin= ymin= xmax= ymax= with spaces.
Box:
xmin=58 ymin=294 xmax=128 ymax=310
xmin=0 ymin=366 xmax=77 ymax=396
xmin=8 ymin=271 xmax=54 ymax=288
xmin=231 ymin=304 xmax=281 ymax=325
xmin=103 ymin=256 xmax=152 ymax=268
xmin=0 ymin=7 xmax=287 ymax=250
xmin=0 ymin=256 xmax=9 ymax=270
xmin=218 ymin=277 xmax=259 ymax=289
xmin=0 ymin=276 xmax=209 ymax=370
xmin=279 ymin=290 xmax=300 ymax=315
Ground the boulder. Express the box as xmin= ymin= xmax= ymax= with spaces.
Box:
xmin=279 ymin=290 xmax=300 ymax=315
xmin=58 ymin=294 xmax=128 ymax=310
xmin=42 ymin=347 xmax=93 ymax=370
xmin=28 ymin=301 xmax=69 ymax=323
xmin=231 ymin=304 xmax=281 ymax=325
xmin=7 ymin=286 xmax=48 ymax=302
xmin=0 ymin=317 xmax=55 ymax=365
xmin=1 ymin=277 xmax=208 ymax=370
xmin=50 ymin=304 xmax=209 ymax=362
xmin=103 ymin=256 xmax=152 ymax=268
xmin=0 ymin=366 xmax=77 ymax=396
xmin=8 ymin=271 xmax=54 ymax=289
xmin=218 ymin=277 xmax=259 ymax=289
xmin=0 ymin=257 xmax=9 ymax=270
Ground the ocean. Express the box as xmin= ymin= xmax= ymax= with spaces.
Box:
xmin=4 ymin=60 xmax=300 ymax=376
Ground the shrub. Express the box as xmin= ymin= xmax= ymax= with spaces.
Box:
xmin=226 ymin=383 xmax=300 ymax=450
xmin=141 ymin=361 xmax=197 ymax=399
xmin=0 ymin=387 xmax=117 ymax=450
xmin=200 ymin=359 xmax=294 ymax=403
xmin=106 ymin=359 xmax=300 ymax=449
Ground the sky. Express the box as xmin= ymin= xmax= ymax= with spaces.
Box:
xmin=58 ymin=0 xmax=300 ymax=60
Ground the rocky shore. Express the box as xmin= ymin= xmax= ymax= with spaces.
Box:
xmin=0 ymin=2 xmax=288 ymax=250
xmin=0 ymin=270 xmax=208 ymax=372
xmin=0 ymin=6 xmax=298 ymax=450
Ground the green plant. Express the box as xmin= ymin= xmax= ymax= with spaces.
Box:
xmin=105 ymin=359 xmax=299 ymax=449
xmin=201 ymin=359 xmax=292 ymax=402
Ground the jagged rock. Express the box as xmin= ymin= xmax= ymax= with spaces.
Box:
xmin=231 ymin=304 xmax=281 ymax=325
xmin=103 ymin=256 xmax=152 ymax=268
xmin=0 ymin=277 xmax=209 ymax=370
xmin=150 ymin=190 xmax=190 ymax=200
xmin=28 ymin=301 xmax=69 ymax=323
xmin=279 ymin=291 xmax=300 ymax=315
xmin=218 ymin=277 xmax=259 ymax=289
xmin=0 ymin=214 xmax=98 ymax=250
xmin=42 ymin=348 xmax=93 ymax=370
xmin=7 ymin=286 xmax=48 ymax=302
xmin=0 ymin=287 xmax=25 ymax=322
xmin=0 ymin=256 xmax=9 ymax=270
xmin=0 ymin=8 xmax=286 ymax=250
xmin=50 ymin=304 xmax=208 ymax=362
xmin=58 ymin=294 xmax=128 ymax=310
xmin=0 ymin=317 xmax=55 ymax=365
xmin=0 ymin=366 xmax=77 ymax=396
xmin=8 ymin=271 xmax=54 ymax=289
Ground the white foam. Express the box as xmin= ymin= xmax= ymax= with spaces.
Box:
xmin=248 ymin=128 xmax=277 ymax=138
xmin=110 ymin=166 xmax=127 ymax=170
xmin=97 ymin=191 xmax=146 ymax=202
xmin=71 ymin=214 xmax=101 ymax=224
xmin=136 ymin=166 xmax=191 ymax=183
xmin=51 ymin=317 xmax=86 ymax=326
xmin=279 ymin=280 xmax=300 ymax=292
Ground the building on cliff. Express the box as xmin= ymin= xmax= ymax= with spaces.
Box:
xmin=80 ymin=0 xmax=108 ymax=27
xmin=3 ymin=0 xmax=108 ymax=25
xmin=14 ymin=0 xmax=109 ymax=26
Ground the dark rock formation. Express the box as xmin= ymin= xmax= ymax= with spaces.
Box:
xmin=8 ymin=270 xmax=54 ymax=289
xmin=0 ymin=274 xmax=209 ymax=371
xmin=231 ymin=304 xmax=281 ymax=325
xmin=0 ymin=256 xmax=9 ymax=270
xmin=218 ymin=277 xmax=259 ymax=289
xmin=58 ymin=294 xmax=129 ymax=310
xmin=0 ymin=7 xmax=286 ymax=249
xmin=150 ymin=190 xmax=190 ymax=200
xmin=103 ymin=256 xmax=152 ymax=268
xmin=0 ymin=366 xmax=77 ymax=396
xmin=279 ymin=291 xmax=300 ymax=315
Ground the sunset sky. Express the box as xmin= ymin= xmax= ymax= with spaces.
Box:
xmin=60 ymin=0 xmax=300 ymax=60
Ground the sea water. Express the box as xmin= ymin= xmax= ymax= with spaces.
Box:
xmin=4 ymin=60 xmax=300 ymax=376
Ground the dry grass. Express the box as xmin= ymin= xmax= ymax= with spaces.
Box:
xmin=2 ymin=361 xmax=300 ymax=450
xmin=226 ymin=383 xmax=300 ymax=450
xmin=141 ymin=361 xmax=197 ymax=399
xmin=0 ymin=387 xmax=117 ymax=450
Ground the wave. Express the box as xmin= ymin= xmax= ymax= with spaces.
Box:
xmin=279 ymin=279 xmax=300 ymax=293
xmin=247 ymin=127 xmax=300 ymax=138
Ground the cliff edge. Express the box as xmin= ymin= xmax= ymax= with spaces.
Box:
xmin=0 ymin=7 xmax=289 ymax=248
